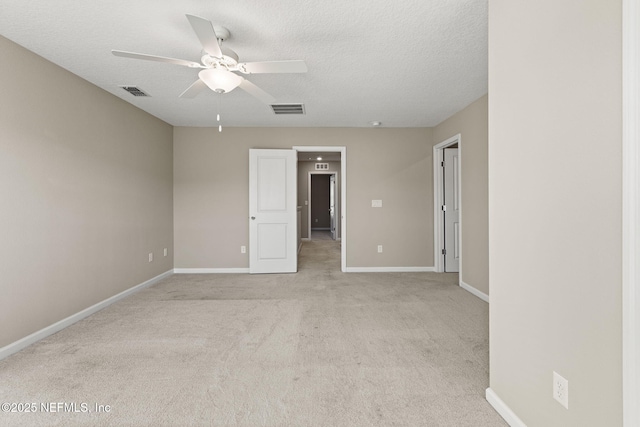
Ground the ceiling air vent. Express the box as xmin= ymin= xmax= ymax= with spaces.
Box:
xmin=270 ymin=103 xmax=305 ymax=115
xmin=120 ymin=86 xmax=150 ymax=97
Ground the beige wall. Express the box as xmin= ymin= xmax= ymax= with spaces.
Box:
xmin=0 ymin=36 xmax=174 ymax=348
xmin=434 ymin=95 xmax=488 ymax=295
xmin=488 ymin=1 xmax=622 ymax=425
xmin=173 ymin=127 xmax=434 ymax=269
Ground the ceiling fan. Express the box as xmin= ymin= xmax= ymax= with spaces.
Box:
xmin=112 ymin=14 xmax=307 ymax=104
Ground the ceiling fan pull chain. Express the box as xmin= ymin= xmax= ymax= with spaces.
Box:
xmin=217 ymin=94 xmax=222 ymax=132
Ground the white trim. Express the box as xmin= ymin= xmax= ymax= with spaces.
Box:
xmin=301 ymin=238 xmax=311 ymax=241
xmin=344 ymin=266 xmax=436 ymax=273
xmin=460 ymin=280 xmax=489 ymax=303
xmin=623 ymin=0 xmax=640 ymax=425
xmin=486 ymin=388 xmax=528 ymax=427
xmin=433 ymin=134 xmax=462 ymax=274
xmin=173 ymin=268 xmax=250 ymax=274
xmin=0 ymin=269 xmax=173 ymax=361
xmin=294 ymin=146 xmax=347 ymax=272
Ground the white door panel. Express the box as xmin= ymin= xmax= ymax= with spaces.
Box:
xmin=330 ymin=174 xmax=336 ymax=240
xmin=257 ymin=158 xmax=287 ymax=211
xmin=444 ymin=148 xmax=460 ymax=272
xmin=257 ymin=223 xmax=288 ymax=259
xmin=249 ymin=149 xmax=297 ymax=273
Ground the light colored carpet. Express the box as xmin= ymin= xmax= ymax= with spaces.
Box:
xmin=0 ymin=240 xmax=506 ymax=426
xmin=310 ymin=230 xmax=333 ymax=240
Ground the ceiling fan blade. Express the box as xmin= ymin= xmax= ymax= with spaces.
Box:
xmin=185 ymin=14 xmax=223 ymax=58
xmin=112 ymin=50 xmax=202 ymax=68
xmin=179 ymin=79 xmax=209 ymax=98
xmin=237 ymin=60 xmax=308 ymax=74
xmin=238 ymin=79 xmax=276 ymax=104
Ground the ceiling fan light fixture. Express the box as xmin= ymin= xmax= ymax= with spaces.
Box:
xmin=199 ymin=68 xmax=242 ymax=93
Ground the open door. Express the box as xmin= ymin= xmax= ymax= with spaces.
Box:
xmin=330 ymin=174 xmax=337 ymax=240
xmin=249 ymin=149 xmax=297 ymax=274
xmin=443 ymin=148 xmax=460 ymax=272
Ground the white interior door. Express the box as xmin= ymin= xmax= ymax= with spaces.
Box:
xmin=330 ymin=174 xmax=336 ymax=240
xmin=249 ymin=149 xmax=297 ymax=274
xmin=444 ymin=148 xmax=460 ymax=272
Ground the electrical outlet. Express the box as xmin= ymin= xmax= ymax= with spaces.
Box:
xmin=553 ymin=371 xmax=569 ymax=409
xmin=148 ymin=253 xmax=153 ymax=263
xmin=241 ymin=246 xmax=246 ymax=254
xmin=377 ymin=245 xmax=383 ymax=253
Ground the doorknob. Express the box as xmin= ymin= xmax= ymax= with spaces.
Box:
xmin=251 ymin=216 xmax=256 ymax=220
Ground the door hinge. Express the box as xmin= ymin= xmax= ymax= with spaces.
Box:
xmin=441 ymin=161 xmax=445 ymax=167
xmin=441 ymin=205 xmax=446 ymax=211
xmin=442 ymin=249 xmax=446 ymax=255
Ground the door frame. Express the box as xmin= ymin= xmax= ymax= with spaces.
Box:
xmin=433 ymin=134 xmax=462 ymax=277
xmin=293 ymin=146 xmax=347 ymax=272
xmin=623 ymin=0 xmax=639 ymax=424
xmin=307 ymin=171 xmax=338 ymax=240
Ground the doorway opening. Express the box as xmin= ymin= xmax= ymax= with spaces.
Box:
xmin=433 ymin=134 xmax=461 ymax=276
xmin=309 ymin=172 xmax=338 ymax=241
xmin=294 ymin=146 xmax=346 ymax=272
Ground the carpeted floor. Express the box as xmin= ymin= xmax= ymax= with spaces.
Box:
xmin=0 ymin=240 xmax=506 ymax=426
xmin=310 ymin=230 xmax=333 ymax=240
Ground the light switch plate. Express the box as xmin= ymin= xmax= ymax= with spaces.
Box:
xmin=372 ymin=200 xmax=383 ymax=208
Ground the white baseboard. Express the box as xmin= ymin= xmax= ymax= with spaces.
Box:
xmin=460 ymin=280 xmax=489 ymax=303
xmin=486 ymin=388 xmax=527 ymax=427
xmin=173 ymin=268 xmax=250 ymax=274
xmin=344 ymin=266 xmax=436 ymax=273
xmin=0 ymin=269 xmax=173 ymax=362
xmin=301 ymin=238 xmax=311 ymax=241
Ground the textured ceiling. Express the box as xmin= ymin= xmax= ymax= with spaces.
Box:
xmin=0 ymin=0 xmax=487 ymax=128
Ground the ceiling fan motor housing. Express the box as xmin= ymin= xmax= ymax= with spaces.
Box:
xmin=201 ymin=46 xmax=239 ymax=69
